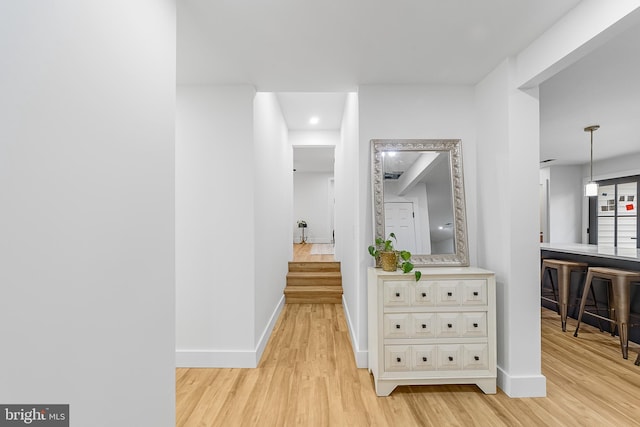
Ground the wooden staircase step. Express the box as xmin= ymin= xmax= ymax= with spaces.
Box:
xmin=284 ymin=285 xmax=343 ymax=304
xmin=288 ymin=261 xmax=341 ymax=273
xmin=286 ymin=271 xmax=342 ymax=286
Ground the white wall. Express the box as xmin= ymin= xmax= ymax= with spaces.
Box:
xmin=357 ymin=85 xmax=477 ymax=367
xmin=294 ymin=172 xmax=334 ymax=243
xmin=476 ymin=59 xmax=546 ymax=397
xmin=588 ymin=151 xmax=640 ymax=181
xmin=176 ymin=85 xmax=257 ymax=367
xmin=253 ymin=92 xmax=291 ymax=358
xmin=335 ymin=93 xmax=364 ymax=365
xmin=0 ymin=2 xmax=176 ymax=426
xmin=290 ymin=130 xmax=340 ymax=146
xmin=548 ymin=165 xmax=583 ymax=243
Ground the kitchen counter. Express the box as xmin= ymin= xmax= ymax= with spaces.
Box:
xmin=540 ymin=243 xmax=640 ymax=263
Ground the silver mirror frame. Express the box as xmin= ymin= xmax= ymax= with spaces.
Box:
xmin=371 ymin=139 xmax=469 ymax=267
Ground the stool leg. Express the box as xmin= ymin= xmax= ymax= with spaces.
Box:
xmin=559 ymin=266 xmax=571 ymax=332
xmin=541 ymin=265 xmax=560 ymax=313
xmin=588 ymin=283 xmax=605 ymax=332
xmin=610 ymin=276 xmax=631 ymax=359
xmin=635 ymin=353 xmax=640 ymax=366
xmin=608 ymin=282 xmax=617 ymax=337
xmin=548 ymin=268 xmax=560 ymax=314
xmin=574 ymin=271 xmax=594 ymax=338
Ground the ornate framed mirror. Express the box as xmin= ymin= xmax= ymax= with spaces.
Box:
xmin=371 ymin=139 xmax=469 ymax=266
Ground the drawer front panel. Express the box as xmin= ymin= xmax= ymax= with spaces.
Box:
xmin=461 ymin=313 xmax=487 ymax=337
xmin=411 ymin=345 xmax=436 ymax=371
xmin=384 ymin=281 xmax=410 ymax=306
xmin=437 ymin=282 xmax=461 ymax=305
xmin=437 ymin=344 xmax=462 ymax=370
xmin=383 ymin=314 xmax=411 ymax=338
xmin=437 ymin=313 xmax=461 ymax=337
xmin=412 ymin=313 xmax=436 ymax=338
xmin=462 ymin=280 xmax=487 ymax=305
xmin=385 ymin=345 xmax=411 ymax=371
xmin=383 ymin=344 xmax=489 ymax=372
xmin=412 ymin=282 xmax=435 ymax=306
xmin=463 ymin=344 xmax=489 ymax=370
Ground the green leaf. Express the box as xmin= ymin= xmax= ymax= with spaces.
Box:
xmin=401 ymin=261 xmax=414 ymax=273
xmin=389 ymin=232 xmax=397 ymax=242
xmin=399 ymin=250 xmax=411 ymax=261
xmin=415 ymin=271 xmax=422 ymax=281
xmin=368 ymin=246 xmax=377 ymax=257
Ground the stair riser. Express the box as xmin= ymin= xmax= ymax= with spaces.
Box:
xmin=286 ymin=278 xmax=342 ymax=286
xmin=288 ymin=262 xmax=340 ymax=273
xmin=286 ymin=296 xmax=342 ymax=304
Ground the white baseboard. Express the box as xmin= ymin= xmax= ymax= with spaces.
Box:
xmin=497 ymin=367 xmax=547 ymax=397
xmin=255 ymin=295 xmax=285 ymax=363
xmin=176 ymin=350 xmax=257 ymax=368
xmin=176 ymin=296 xmax=285 ymax=369
xmin=342 ymin=295 xmax=368 ymax=368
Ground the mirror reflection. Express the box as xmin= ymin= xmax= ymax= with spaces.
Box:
xmin=371 ymin=139 xmax=469 ymax=267
xmin=383 ymin=151 xmax=454 ymax=254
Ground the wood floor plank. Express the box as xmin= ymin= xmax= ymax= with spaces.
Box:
xmin=177 ymin=305 xmax=640 ymax=426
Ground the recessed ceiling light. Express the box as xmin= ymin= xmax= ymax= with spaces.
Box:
xmin=309 ymin=116 xmax=319 ymax=125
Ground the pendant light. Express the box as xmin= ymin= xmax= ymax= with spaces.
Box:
xmin=584 ymin=125 xmax=599 ymax=197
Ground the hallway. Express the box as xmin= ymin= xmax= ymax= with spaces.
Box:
xmin=292 ymin=243 xmax=336 ymax=262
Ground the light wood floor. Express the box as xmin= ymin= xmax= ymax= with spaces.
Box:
xmin=176 ymin=306 xmax=640 ymax=426
xmin=292 ymin=243 xmax=336 ymax=263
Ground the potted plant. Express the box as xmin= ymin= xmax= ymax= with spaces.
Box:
xmin=368 ymin=233 xmax=421 ymax=281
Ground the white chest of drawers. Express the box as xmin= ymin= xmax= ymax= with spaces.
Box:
xmin=367 ymin=267 xmax=497 ymax=396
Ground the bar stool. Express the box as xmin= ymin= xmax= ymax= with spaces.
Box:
xmin=540 ymin=259 xmax=588 ymax=332
xmin=574 ymin=266 xmax=640 ymax=359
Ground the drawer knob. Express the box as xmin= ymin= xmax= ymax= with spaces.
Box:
xmin=447 ymin=323 xmax=452 ymax=328
xmin=395 ymin=324 xmax=401 ymax=329
xmin=448 ymin=356 xmax=453 ymax=362
xmin=473 ymin=291 xmax=479 ymax=296
xmin=447 ymin=292 xmax=453 ymax=297
xmin=473 ymin=323 xmax=478 ymax=328
xmin=421 ymin=292 xmax=427 ymax=297
xmin=396 ymin=357 xmax=402 ymax=363
xmin=395 ymin=292 xmax=400 ymax=297
xmin=421 ymin=324 xmax=427 ymax=329
xmin=422 ymin=357 xmax=427 ymax=362
xmin=474 ymin=356 xmax=480 ymax=361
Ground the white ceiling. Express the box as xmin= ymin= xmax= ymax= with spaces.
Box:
xmin=539 ymin=22 xmax=640 ymax=166
xmin=178 ymin=0 xmax=581 ymax=89
xmin=277 ymin=93 xmax=346 ymax=130
xmin=177 ymin=1 xmax=640 ymax=166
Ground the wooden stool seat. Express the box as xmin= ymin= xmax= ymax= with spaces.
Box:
xmin=541 ymin=259 xmax=588 ymax=332
xmin=574 ymin=266 xmax=640 ymax=360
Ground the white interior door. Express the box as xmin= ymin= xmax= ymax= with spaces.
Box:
xmin=384 ymin=202 xmax=417 ymax=253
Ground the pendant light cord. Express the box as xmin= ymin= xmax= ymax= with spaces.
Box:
xmin=590 ymin=129 xmax=593 ymax=182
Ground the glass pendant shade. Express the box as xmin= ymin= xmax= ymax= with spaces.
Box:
xmin=585 ymin=181 xmax=598 ymax=197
